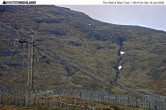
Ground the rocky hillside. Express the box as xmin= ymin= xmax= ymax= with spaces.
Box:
xmin=0 ymin=5 xmax=166 ymax=95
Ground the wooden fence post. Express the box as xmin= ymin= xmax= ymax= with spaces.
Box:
xmin=148 ymin=99 xmax=151 ymax=110
xmin=0 ymin=90 xmax=2 ymax=104
xmin=59 ymin=97 xmax=61 ymax=110
xmin=35 ymin=90 xmax=38 ymax=106
xmin=25 ymin=91 xmax=29 ymax=106
xmin=79 ymin=90 xmax=82 ymax=99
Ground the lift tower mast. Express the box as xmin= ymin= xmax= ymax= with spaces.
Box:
xmin=27 ymin=30 xmax=34 ymax=90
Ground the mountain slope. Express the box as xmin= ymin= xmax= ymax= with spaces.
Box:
xmin=0 ymin=5 xmax=166 ymax=95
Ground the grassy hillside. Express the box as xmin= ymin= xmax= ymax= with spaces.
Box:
xmin=0 ymin=5 xmax=166 ymax=95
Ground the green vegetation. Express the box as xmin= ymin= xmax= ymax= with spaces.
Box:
xmin=0 ymin=5 xmax=166 ymax=96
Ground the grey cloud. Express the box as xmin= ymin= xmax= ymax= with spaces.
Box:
xmin=60 ymin=5 xmax=166 ymax=31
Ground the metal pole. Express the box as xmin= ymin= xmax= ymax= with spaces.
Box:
xmin=27 ymin=36 xmax=31 ymax=89
xmin=27 ymin=30 xmax=34 ymax=90
xmin=31 ymin=33 xmax=34 ymax=90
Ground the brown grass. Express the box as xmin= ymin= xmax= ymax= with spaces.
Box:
xmin=0 ymin=104 xmax=40 ymax=110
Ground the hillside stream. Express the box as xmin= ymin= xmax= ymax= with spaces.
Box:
xmin=110 ymin=38 xmax=125 ymax=85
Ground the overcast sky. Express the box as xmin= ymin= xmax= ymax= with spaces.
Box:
xmin=61 ymin=5 xmax=166 ymax=32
